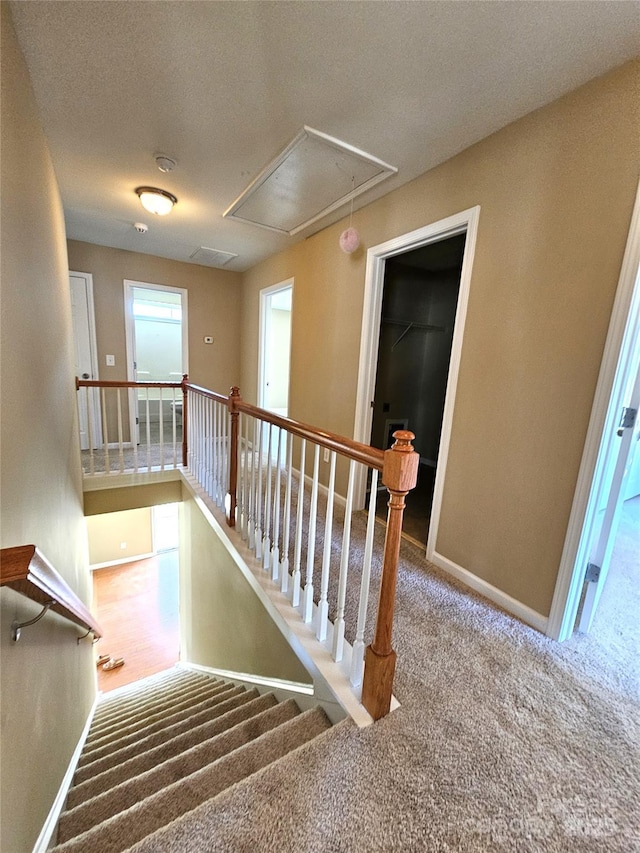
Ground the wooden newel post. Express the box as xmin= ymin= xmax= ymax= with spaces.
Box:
xmin=181 ymin=374 xmax=189 ymax=467
xmin=361 ymin=430 xmax=419 ymax=720
xmin=227 ymin=386 xmax=241 ymax=528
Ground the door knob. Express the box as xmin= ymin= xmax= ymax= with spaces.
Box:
xmin=82 ymin=373 xmax=90 ymax=379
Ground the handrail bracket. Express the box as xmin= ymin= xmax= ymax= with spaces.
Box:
xmin=11 ymin=600 xmax=56 ymax=642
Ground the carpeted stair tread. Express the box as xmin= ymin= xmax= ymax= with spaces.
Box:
xmin=85 ymin=679 xmax=229 ymax=747
xmin=78 ymin=682 xmax=240 ymax=766
xmin=53 ymin=707 xmax=331 ymax=853
xmin=65 ymin=692 xmax=278 ymax=810
xmin=90 ymin=672 xmax=216 ymax=732
xmin=92 ymin=670 xmax=207 ymax=723
xmin=56 ymin=698 xmax=301 ymax=843
xmin=73 ymin=687 xmax=251 ymax=784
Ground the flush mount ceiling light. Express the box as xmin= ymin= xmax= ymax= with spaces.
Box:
xmin=223 ymin=126 xmax=397 ymax=236
xmin=135 ymin=186 xmax=177 ymax=216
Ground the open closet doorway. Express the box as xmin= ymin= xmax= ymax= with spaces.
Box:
xmin=354 ymin=207 xmax=480 ymax=552
xmin=124 ymin=281 xmax=188 ymax=446
xmin=371 ymin=235 xmax=466 ymax=543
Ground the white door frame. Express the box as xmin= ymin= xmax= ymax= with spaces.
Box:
xmin=124 ymin=280 xmax=189 ymax=445
xmin=69 ymin=270 xmax=103 ymax=448
xmin=353 ymin=205 xmax=481 ymax=557
xmin=258 ymin=278 xmax=293 ymax=413
xmin=548 ymin=181 xmax=640 ymax=642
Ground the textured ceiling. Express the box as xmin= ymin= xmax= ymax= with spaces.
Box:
xmin=10 ymin=0 xmax=640 ymax=272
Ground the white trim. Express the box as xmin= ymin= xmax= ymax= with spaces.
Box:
xmin=32 ymin=694 xmax=99 ymax=853
xmin=258 ymin=278 xmax=293 ymax=411
xmin=70 ymin=270 xmax=103 ymax=448
xmin=353 ymin=205 xmax=481 ymax=567
xmin=90 ymin=551 xmax=156 ymax=571
xmin=430 ymin=550 xmax=549 ymax=634
xmin=180 ymin=662 xmax=314 ymax=696
xmin=548 ymin=180 xmax=640 ymax=642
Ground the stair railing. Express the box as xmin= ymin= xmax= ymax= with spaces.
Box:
xmin=0 ymin=545 xmax=102 ymax=642
xmin=186 ymin=382 xmax=418 ymax=720
xmin=76 ymin=376 xmax=419 ymax=719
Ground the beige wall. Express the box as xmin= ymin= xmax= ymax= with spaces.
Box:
xmin=83 ymin=478 xmax=183 ymax=516
xmin=181 ymin=493 xmax=311 ymax=684
xmin=0 ymin=7 xmax=96 ymax=850
xmin=87 ymin=507 xmax=154 ymax=566
xmin=67 ymin=241 xmax=242 ymax=392
xmin=241 ymin=62 xmax=640 ymax=618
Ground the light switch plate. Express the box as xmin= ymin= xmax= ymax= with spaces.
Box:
xmin=106 ymin=354 xmax=115 ymax=366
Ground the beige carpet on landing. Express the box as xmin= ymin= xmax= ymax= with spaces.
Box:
xmin=123 ymin=497 xmax=639 ymax=852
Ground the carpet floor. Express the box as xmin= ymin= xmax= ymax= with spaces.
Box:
xmin=123 ymin=501 xmax=639 ymax=852
xmin=53 ymin=670 xmax=331 ymax=852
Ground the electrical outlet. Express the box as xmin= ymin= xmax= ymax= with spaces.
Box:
xmin=120 ymin=541 xmax=127 ymax=550
xmin=323 ymin=448 xmax=330 ymax=463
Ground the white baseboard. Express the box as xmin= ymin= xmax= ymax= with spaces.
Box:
xmin=430 ymin=550 xmax=549 ymax=634
xmin=90 ymin=551 xmax=156 ymax=570
xmin=180 ymin=662 xmax=314 ymax=696
xmin=32 ymin=694 xmax=99 ymax=853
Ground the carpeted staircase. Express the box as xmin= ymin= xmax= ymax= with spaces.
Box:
xmin=52 ymin=668 xmax=331 ymax=852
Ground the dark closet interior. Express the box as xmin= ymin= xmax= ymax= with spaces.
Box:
xmin=371 ymin=233 xmax=466 ymax=544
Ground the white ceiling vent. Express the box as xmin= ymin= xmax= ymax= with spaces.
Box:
xmin=223 ymin=126 xmax=397 ymax=236
xmin=189 ymin=246 xmax=238 ymax=268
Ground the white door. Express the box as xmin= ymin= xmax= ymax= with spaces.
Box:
xmin=124 ymin=281 xmax=188 ymax=445
xmin=578 ymin=357 xmax=640 ymax=632
xmin=69 ymin=271 xmax=102 ymax=449
xmin=258 ymin=281 xmax=292 ymax=461
xmin=258 ymin=280 xmax=292 ymax=416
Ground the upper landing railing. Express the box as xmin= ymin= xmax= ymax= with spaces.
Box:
xmin=76 ymin=376 xmax=418 ymax=720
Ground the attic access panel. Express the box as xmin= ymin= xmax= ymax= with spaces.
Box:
xmin=223 ymin=126 xmax=397 ymax=236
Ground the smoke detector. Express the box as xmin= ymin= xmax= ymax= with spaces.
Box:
xmin=155 ymin=154 xmax=177 ymax=173
xmin=133 ymin=222 xmax=148 ymax=233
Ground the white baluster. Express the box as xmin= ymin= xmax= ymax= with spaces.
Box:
xmin=101 ymin=387 xmax=110 ymax=473
xmin=116 ymin=388 xmax=125 ymax=472
xmin=223 ymin=400 xmax=229 ymax=507
xmin=271 ymin=428 xmax=283 ymax=581
xmin=280 ymin=434 xmax=293 ymax=593
xmin=350 ymin=467 xmax=379 ymax=686
xmin=172 ymin=389 xmax=177 ymax=467
xmin=85 ymin=387 xmax=95 ymax=475
xmin=332 ymin=459 xmax=356 ymax=662
xmin=145 ymin=389 xmax=151 ymax=470
xmin=159 ymin=388 xmax=165 ymax=470
xmin=239 ymin=414 xmax=248 ymax=539
xmin=303 ymin=444 xmax=320 ymax=623
xmin=263 ymin=424 xmax=273 ymax=570
xmin=214 ymin=399 xmax=220 ymax=503
xmin=255 ymin=420 xmax=263 ymax=560
xmin=291 ymin=438 xmax=306 ymax=608
xmin=316 ymin=450 xmax=336 ymax=641
xmin=248 ymin=418 xmax=257 ymax=551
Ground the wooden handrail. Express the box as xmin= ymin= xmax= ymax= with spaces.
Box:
xmin=0 ymin=545 xmax=102 ymax=639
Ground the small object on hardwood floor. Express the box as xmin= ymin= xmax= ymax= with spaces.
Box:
xmin=102 ymin=657 xmax=125 ymax=671
xmin=96 ymin=654 xmax=111 ymax=667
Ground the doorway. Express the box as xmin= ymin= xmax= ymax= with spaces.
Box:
xmin=354 ymin=207 xmax=481 ymax=554
xmin=371 ymin=235 xmax=466 ymax=543
xmin=124 ymin=281 xmax=188 ymax=445
xmin=69 ymin=271 xmax=102 ymax=449
xmin=549 ymin=180 xmax=640 ymax=643
xmin=258 ymin=280 xmax=293 ymax=416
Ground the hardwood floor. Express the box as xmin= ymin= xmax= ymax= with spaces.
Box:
xmin=92 ymin=551 xmax=180 ymax=693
